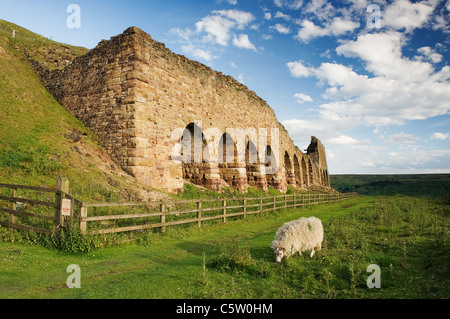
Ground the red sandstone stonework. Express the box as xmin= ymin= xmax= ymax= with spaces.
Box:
xmin=32 ymin=27 xmax=331 ymax=194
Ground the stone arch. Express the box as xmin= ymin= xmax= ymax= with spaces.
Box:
xmin=181 ymin=122 xmax=221 ymax=191
xmin=245 ymin=139 xmax=259 ymax=165
xmin=322 ymin=169 xmax=329 ymax=187
xmin=218 ymin=132 xmax=238 ymax=165
xmin=265 ymin=145 xmax=278 ymax=187
xmin=284 ymin=152 xmax=295 ymax=185
xmin=308 ymin=157 xmax=315 ymax=185
xmin=245 ymin=140 xmax=268 ymax=192
xmin=180 ymin=122 xmax=205 ymax=164
xmin=293 ymin=154 xmax=301 ymax=186
xmin=301 ymin=156 xmax=309 ymax=187
xmin=218 ymin=132 xmax=247 ymax=191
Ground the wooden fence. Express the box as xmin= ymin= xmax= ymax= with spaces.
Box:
xmin=0 ymin=177 xmax=357 ymax=236
xmin=0 ymin=177 xmax=81 ymax=235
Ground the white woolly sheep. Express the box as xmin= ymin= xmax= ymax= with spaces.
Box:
xmin=271 ymin=216 xmax=324 ymax=263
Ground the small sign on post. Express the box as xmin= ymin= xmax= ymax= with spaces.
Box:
xmin=61 ymin=199 xmax=72 ymax=217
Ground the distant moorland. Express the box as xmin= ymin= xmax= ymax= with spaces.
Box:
xmin=331 ymin=174 xmax=450 ymax=198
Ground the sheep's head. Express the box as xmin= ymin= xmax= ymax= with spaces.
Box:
xmin=274 ymin=248 xmax=284 ymax=263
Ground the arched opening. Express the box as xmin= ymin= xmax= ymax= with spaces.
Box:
xmin=181 ymin=123 xmax=206 ymax=178
xmin=218 ymin=133 xmax=246 ymax=191
xmin=294 ymin=154 xmax=301 ymax=186
xmin=322 ymin=169 xmax=329 ymax=187
xmin=284 ymin=152 xmax=295 ymax=185
xmin=245 ymin=140 xmax=258 ymax=165
xmin=308 ymin=158 xmax=314 ymax=185
xmin=218 ymin=132 xmax=237 ymax=165
xmin=245 ymin=140 xmax=258 ymax=186
xmin=244 ymin=140 xmax=267 ymax=192
xmin=301 ymin=156 xmax=309 ymax=187
xmin=181 ymin=123 xmax=220 ymax=191
xmin=265 ymin=145 xmax=277 ymax=187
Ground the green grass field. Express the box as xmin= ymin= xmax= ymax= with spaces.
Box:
xmin=1 ymin=195 xmax=448 ymax=299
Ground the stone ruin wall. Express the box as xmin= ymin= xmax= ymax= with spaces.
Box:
xmin=33 ymin=26 xmax=331 ymax=194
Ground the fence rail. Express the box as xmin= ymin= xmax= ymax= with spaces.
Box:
xmin=0 ymin=177 xmax=357 ymax=237
xmin=79 ymin=192 xmax=357 ymax=236
xmin=0 ymin=177 xmax=79 ymax=235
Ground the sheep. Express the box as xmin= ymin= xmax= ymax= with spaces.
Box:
xmin=271 ymin=216 xmax=324 ymax=263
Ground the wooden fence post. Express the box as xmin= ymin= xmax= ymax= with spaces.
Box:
xmin=197 ymin=201 xmax=202 ymax=228
xmin=222 ymin=199 xmax=227 ymax=223
xmin=259 ymin=197 xmax=263 ymax=213
xmin=9 ymin=187 xmax=17 ymax=233
xmin=55 ymin=176 xmax=70 ymax=230
xmin=243 ymin=199 xmax=247 ymax=219
xmin=80 ymin=206 xmax=88 ymax=235
xmin=160 ymin=203 xmax=166 ymax=233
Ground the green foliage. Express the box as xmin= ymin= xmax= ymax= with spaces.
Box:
xmin=208 ymin=238 xmax=273 ymax=279
xmin=52 ymin=229 xmax=93 ymax=253
xmin=51 ymin=228 xmax=119 ymax=253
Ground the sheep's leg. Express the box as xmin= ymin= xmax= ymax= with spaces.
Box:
xmin=310 ymin=249 xmax=315 ymax=257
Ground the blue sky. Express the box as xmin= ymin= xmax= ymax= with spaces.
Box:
xmin=1 ymin=0 xmax=449 ymax=174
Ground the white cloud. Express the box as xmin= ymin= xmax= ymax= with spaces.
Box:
xmin=286 ymin=60 xmax=314 ymax=78
xmin=295 ymin=20 xmax=327 ymax=42
xmin=385 ymin=133 xmax=419 ymax=144
xmin=320 ymin=49 xmax=331 ymax=59
xmin=274 ymin=11 xmax=291 ymax=20
xmin=303 ymin=0 xmax=337 ymax=21
xmin=195 ymin=10 xmax=255 ymax=46
xmin=264 ymin=12 xmax=272 ymax=20
xmin=327 ymin=135 xmax=366 ymax=145
xmin=181 ymin=44 xmax=218 ymax=61
xmin=383 ymin=0 xmax=438 ymax=32
xmin=416 ymin=46 xmax=443 ymax=63
xmin=275 ymin=0 xmax=304 ymax=9
xmin=431 ymin=132 xmax=449 ymax=140
xmin=218 ymin=0 xmax=238 ymax=4
xmin=287 ymin=31 xmax=450 ymax=127
xmin=196 ymin=15 xmax=236 ymax=46
xmin=169 ymin=27 xmax=194 ymax=41
xmin=281 ymin=118 xmax=369 ymax=148
xmin=294 ymin=93 xmax=313 ymax=103
xmin=212 ymin=10 xmax=255 ymax=29
xmin=232 ymin=33 xmax=257 ymax=51
xmin=336 ymin=32 xmax=435 ymax=81
xmin=274 ymin=0 xmax=283 ymax=7
xmin=271 ymin=23 xmax=291 ymax=34
xmin=230 ymin=61 xmax=238 ymax=68
xmin=369 ymin=148 xmax=450 ymax=173
xmin=295 ymin=17 xmax=359 ymax=42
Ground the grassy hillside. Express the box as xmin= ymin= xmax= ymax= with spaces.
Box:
xmin=0 ymin=19 xmax=169 ymax=202
xmin=331 ymin=174 xmax=450 ymax=198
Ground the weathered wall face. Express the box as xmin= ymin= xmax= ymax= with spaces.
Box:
xmin=33 ymin=30 xmax=139 ymax=171
xmin=34 ymin=26 xmax=330 ymax=193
